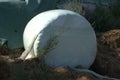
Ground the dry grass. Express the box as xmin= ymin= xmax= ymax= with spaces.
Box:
xmin=0 ymin=29 xmax=120 ymax=80
xmin=97 ymin=29 xmax=120 ymax=49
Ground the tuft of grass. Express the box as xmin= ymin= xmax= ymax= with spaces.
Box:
xmin=57 ymin=0 xmax=85 ymax=16
xmin=37 ymin=36 xmax=58 ymax=59
xmin=89 ymin=5 xmax=111 ymax=32
xmin=88 ymin=0 xmax=120 ymax=32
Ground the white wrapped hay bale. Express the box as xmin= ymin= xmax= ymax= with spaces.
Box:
xmin=20 ymin=9 xmax=97 ymax=69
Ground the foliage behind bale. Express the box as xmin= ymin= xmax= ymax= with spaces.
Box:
xmin=57 ymin=0 xmax=85 ymax=16
xmin=88 ymin=0 xmax=120 ymax=32
xmin=57 ymin=0 xmax=120 ymax=32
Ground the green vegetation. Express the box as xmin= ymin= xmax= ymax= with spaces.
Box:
xmin=63 ymin=0 xmax=85 ymax=16
xmin=37 ymin=36 xmax=58 ymax=59
xmin=57 ymin=0 xmax=120 ymax=32
xmin=89 ymin=0 xmax=120 ymax=32
xmin=57 ymin=0 xmax=85 ymax=15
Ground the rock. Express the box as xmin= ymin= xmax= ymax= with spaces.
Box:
xmin=20 ymin=9 xmax=97 ymax=68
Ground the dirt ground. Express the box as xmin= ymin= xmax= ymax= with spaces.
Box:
xmin=0 ymin=29 xmax=120 ymax=80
